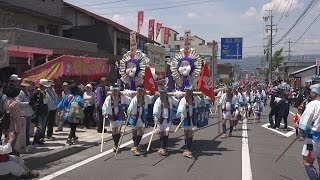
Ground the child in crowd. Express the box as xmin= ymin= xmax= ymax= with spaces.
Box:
xmin=253 ymin=97 xmax=263 ymax=123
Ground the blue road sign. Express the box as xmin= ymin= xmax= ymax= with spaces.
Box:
xmin=221 ymin=38 xmax=243 ymax=59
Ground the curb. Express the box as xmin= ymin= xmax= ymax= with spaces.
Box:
xmin=24 ymin=130 xmax=131 ymax=169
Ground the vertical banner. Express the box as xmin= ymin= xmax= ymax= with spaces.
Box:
xmin=164 ymin=27 xmax=170 ymax=45
xmin=156 ymin=22 xmax=162 ymax=40
xmin=148 ymin=19 xmax=155 ymax=40
xmin=184 ymin=30 xmax=191 ymax=48
xmin=316 ymin=58 xmax=320 ymax=77
xmin=130 ymin=31 xmax=137 ymax=52
xmin=137 ymin=11 xmax=144 ymax=34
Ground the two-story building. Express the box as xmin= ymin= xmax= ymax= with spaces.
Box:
xmin=0 ymin=0 xmax=99 ymax=81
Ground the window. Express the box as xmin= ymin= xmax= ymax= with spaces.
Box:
xmin=47 ymin=24 xmax=59 ymax=35
xmin=38 ymin=25 xmax=45 ymax=33
xmin=174 ymin=45 xmax=180 ymax=50
xmin=4 ymin=15 xmax=14 ymax=28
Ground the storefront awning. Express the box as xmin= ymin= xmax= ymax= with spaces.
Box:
xmin=21 ymin=55 xmax=109 ymax=81
xmin=8 ymin=45 xmax=53 ymax=58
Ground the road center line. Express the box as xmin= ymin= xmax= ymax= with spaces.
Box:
xmin=242 ymin=119 xmax=253 ymax=180
xmin=39 ymin=131 xmax=154 ymax=180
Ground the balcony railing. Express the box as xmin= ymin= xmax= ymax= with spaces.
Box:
xmin=0 ymin=28 xmax=98 ymax=54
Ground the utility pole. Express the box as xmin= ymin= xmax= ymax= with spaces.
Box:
xmin=212 ymin=40 xmax=218 ymax=85
xmin=287 ymin=39 xmax=292 ymax=61
xmin=264 ymin=10 xmax=276 ymax=84
xmin=283 ymin=39 xmax=292 ymax=78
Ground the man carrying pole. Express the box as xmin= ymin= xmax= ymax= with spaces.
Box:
xmin=102 ymin=84 xmax=131 ymax=152
xmin=153 ymin=86 xmax=179 ymax=156
xmin=298 ymin=84 xmax=320 ymax=180
xmin=127 ymin=85 xmax=154 ymax=156
xmin=176 ymin=86 xmax=201 ymax=158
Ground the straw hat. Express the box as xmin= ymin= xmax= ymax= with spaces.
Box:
xmin=20 ymin=78 xmax=32 ymax=87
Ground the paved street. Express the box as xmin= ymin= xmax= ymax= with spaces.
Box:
xmin=3 ymin=106 xmax=307 ymax=180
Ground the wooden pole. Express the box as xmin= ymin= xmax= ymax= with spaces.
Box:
xmin=115 ymin=117 xmax=129 ymax=156
xmin=100 ymin=116 xmax=106 ymax=153
xmin=174 ymin=118 xmax=184 ymax=133
xmin=275 ymin=136 xmax=299 ymax=162
xmin=147 ymin=123 xmax=157 ymax=152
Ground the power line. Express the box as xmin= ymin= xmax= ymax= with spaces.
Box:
xmin=96 ymin=0 xmax=221 ymax=15
xmin=292 ymin=11 xmax=320 ymax=47
xmin=285 ymin=0 xmax=294 ymax=16
xmin=275 ymin=0 xmax=284 ymax=12
xmin=273 ymin=0 xmax=319 ymax=46
xmin=85 ymin=0 xmax=198 ymax=10
xmin=276 ymin=0 xmax=292 ymax=24
xmin=272 ymin=0 xmax=281 ymax=10
xmin=80 ymin=0 xmax=127 ymax=7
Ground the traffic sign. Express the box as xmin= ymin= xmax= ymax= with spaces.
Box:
xmin=221 ymin=38 xmax=243 ymax=59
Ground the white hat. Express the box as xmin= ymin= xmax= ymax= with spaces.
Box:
xmin=48 ymin=80 xmax=55 ymax=86
xmin=39 ymin=79 xmax=50 ymax=88
xmin=85 ymin=84 xmax=93 ymax=89
xmin=62 ymin=82 xmax=69 ymax=86
xmin=10 ymin=74 xmax=21 ymax=81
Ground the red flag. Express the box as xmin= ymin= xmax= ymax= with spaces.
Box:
xmin=197 ymin=64 xmax=215 ymax=101
xmin=156 ymin=22 xmax=162 ymax=40
xmin=164 ymin=27 xmax=170 ymax=45
xmin=137 ymin=11 xmax=144 ymax=34
xmin=144 ymin=67 xmax=158 ymax=93
xmin=148 ymin=19 xmax=155 ymax=40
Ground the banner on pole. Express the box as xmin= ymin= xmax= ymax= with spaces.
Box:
xmin=164 ymin=27 xmax=170 ymax=45
xmin=184 ymin=30 xmax=191 ymax=48
xmin=148 ymin=19 xmax=155 ymax=40
xmin=137 ymin=11 xmax=144 ymax=34
xmin=130 ymin=31 xmax=137 ymax=52
xmin=156 ymin=22 xmax=162 ymax=40
xmin=197 ymin=64 xmax=215 ymax=101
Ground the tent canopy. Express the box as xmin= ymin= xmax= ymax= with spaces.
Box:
xmin=21 ymin=55 xmax=109 ymax=81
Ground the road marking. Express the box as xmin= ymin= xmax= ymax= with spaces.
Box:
xmin=261 ymin=123 xmax=295 ymax=137
xmin=39 ymin=131 xmax=154 ymax=180
xmin=242 ymin=119 xmax=253 ymax=180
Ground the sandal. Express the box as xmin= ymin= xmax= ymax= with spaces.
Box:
xmin=21 ymin=169 xmax=39 ymax=178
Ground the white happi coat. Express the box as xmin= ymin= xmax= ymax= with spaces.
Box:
xmin=176 ymin=96 xmax=202 ymax=119
xmin=219 ymin=93 xmax=238 ymax=120
xmin=128 ymin=95 xmax=153 ymax=116
xmin=102 ymin=94 xmax=131 ymax=117
xmin=153 ymin=96 xmax=179 ymax=121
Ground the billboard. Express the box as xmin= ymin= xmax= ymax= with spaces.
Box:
xmin=144 ymin=43 xmax=166 ymax=77
xmin=221 ymin=38 xmax=243 ymax=59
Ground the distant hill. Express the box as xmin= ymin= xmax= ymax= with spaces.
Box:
xmin=218 ymin=54 xmax=320 ymax=73
xmin=218 ymin=56 xmax=264 ymax=73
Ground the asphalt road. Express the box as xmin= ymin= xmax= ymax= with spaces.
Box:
xmin=25 ymin=106 xmax=309 ymax=180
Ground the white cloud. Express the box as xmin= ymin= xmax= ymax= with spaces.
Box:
xmin=110 ymin=14 xmax=135 ymax=28
xmin=242 ymin=7 xmax=259 ymax=19
xmin=187 ymin=12 xmax=198 ymax=19
xmin=261 ymin=0 xmax=302 ymax=13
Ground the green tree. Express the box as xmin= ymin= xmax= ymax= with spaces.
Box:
xmin=272 ymin=48 xmax=284 ymax=71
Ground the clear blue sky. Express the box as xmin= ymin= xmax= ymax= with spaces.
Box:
xmin=65 ymin=0 xmax=320 ymax=58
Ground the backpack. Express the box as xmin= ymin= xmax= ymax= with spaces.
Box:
xmin=69 ymin=97 xmax=84 ymax=119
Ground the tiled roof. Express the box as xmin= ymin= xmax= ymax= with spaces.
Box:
xmin=64 ymin=2 xmax=149 ymax=40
